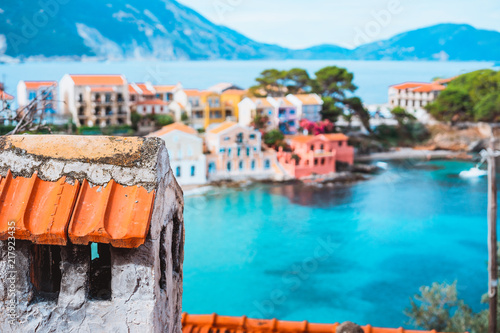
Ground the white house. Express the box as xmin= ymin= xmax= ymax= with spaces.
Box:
xmin=238 ymin=97 xmax=277 ymax=129
xmin=59 ymin=74 xmax=130 ymax=127
xmin=148 ymin=122 xmax=207 ymax=186
xmin=17 ymin=80 xmax=62 ymax=124
xmin=286 ymin=93 xmax=323 ymax=122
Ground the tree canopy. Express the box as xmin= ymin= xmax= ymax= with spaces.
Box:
xmin=426 ymin=69 xmax=500 ymax=122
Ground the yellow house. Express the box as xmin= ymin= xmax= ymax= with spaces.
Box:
xmin=201 ymin=91 xmax=224 ymax=128
xmin=220 ymin=89 xmax=247 ymax=121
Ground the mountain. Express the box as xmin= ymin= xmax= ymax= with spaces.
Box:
xmin=0 ymin=0 xmax=291 ymax=61
xmin=0 ymin=1 xmax=499 ymax=62
xmin=351 ymin=23 xmax=500 ymax=61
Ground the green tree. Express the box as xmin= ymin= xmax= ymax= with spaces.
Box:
xmin=154 ymin=114 xmax=174 ymax=127
xmin=320 ymin=96 xmax=343 ymax=122
xmin=344 ymin=96 xmax=371 ymax=133
xmin=406 ymin=281 xmax=488 ymax=333
xmin=313 ymin=66 xmax=357 ymax=101
xmin=391 ymin=106 xmax=416 ymax=125
xmin=426 ymin=88 xmax=472 ymax=122
xmin=250 ymin=69 xmax=288 ymax=97
xmin=263 ymin=129 xmax=285 ymax=147
xmin=285 ymin=68 xmax=312 ymax=94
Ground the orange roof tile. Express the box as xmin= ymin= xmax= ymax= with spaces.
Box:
xmin=252 ymin=97 xmax=273 ymax=108
xmin=0 ymin=172 xmax=155 ymax=248
xmin=411 ymin=84 xmax=446 ymax=93
xmin=0 ymin=90 xmax=14 ymax=100
xmin=290 ymin=135 xmax=316 ymax=143
xmin=70 ymin=74 xmax=126 ymax=86
xmin=0 ymin=171 xmax=80 ymax=246
xmin=433 ymin=77 xmax=456 ymax=85
xmin=292 ymin=94 xmax=322 ymax=105
xmin=135 ymin=99 xmax=169 ymax=106
xmin=208 ymin=121 xmax=238 ymax=134
xmin=24 ymin=81 xmax=57 ymax=90
xmin=391 ymin=82 xmax=427 ymax=90
xmin=276 ymin=98 xmax=295 ymax=107
xmin=148 ymin=122 xmax=198 ymax=137
xmin=135 ymin=83 xmax=155 ymax=96
xmin=129 ymin=84 xmax=140 ymax=94
xmin=320 ymin=133 xmax=349 ymax=141
xmin=185 ymin=89 xmax=203 ymax=97
xmin=68 ymin=179 xmax=155 ymax=248
xmin=154 ymin=85 xmax=177 ymax=93
xmin=181 ymin=314 xmax=444 ymax=333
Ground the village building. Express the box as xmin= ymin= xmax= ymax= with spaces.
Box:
xmin=0 ymin=135 xmax=184 ymax=333
xmin=286 ymin=93 xmax=324 ymax=122
xmin=238 ymin=97 xmax=277 ymax=130
xmin=185 ymin=89 xmax=205 ymax=129
xmin=207 ymin=82 xmax=243 ymax=94
xmin=59 ymin=74 xmax=130 ymax=127
xmin=268 ymin=97 xmax=299 ymax=134
xmin=388 ymin=78 xmax=453 ymax=123
xmin=17 ymin=81 xmax=58 ymax=117
xmin=277 ymin=134 xmax=354 ymax=178
xmin=148 ymin=123 xmax=207 ymax=186
xmin=205 ymin=121 xmax=277 ymax=181
xmin=220 ymin=89 xmax=247 ymax=122
xmin=0 ymin=83 xmax=15 ymax=125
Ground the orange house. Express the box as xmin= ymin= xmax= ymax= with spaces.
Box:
xmin=277 ymin=134 xmax=354 ymax=179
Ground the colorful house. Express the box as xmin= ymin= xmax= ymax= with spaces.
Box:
xmin=238 ymin=97 xmax=277 ymax=130
xmin=0 ymin=83 xmax=15 ymax=125
xmin=205 ymin=121 xmax=277 ymax=181
xmin=185 ymin=89 xmax=205 ymax=129
xmin=59 ymin=74 xmax=130 ymax=127
xmin=286 ymin=93 xmax=324 ymax=122
xmin=148 ymin=122 xmax=207 ymax=186
xmin=17 ymin=81 xmax=58 ymax=117
xmin=201 ymin=91 xmax=224 ymax=128
xmin=220 ymin=89 xmax=247 ymax=121
xmin=268 ymin=97 xmax=299 ymax=134
xmin=277 ymin=134 xmax=354 ymax=179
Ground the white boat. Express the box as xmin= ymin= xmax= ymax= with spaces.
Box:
xmin=375 ymin=161 xmax=388 ymax=170
xmin=459 ymin=167 xmax=487 ymax=178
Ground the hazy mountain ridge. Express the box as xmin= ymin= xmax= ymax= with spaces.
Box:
xmin=0 ymin=0 xmax=499 ymax=62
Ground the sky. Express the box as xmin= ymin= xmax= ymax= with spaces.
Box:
xmin=177 ymin=0 xmax=500 ymax=49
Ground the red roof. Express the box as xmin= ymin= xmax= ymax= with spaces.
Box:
xmin=0 ymin=90 xmax=14 ymax=101
xmin=148 ymin=122 xmax=198 ymax=137
xmin=391 ymin=82 xmax=446 ymax=93
xmin=182 ymin=314 xmax=444 ymax=333
xmin=391 ymin=82 xmax=428 ymax=90
xmin=24 ymin=81 xmax=57 ymax=90
xmin=69 ymin=75 xmax=126 ymax=86
xmin=291 ymin=134 xmax=348 ymax=144
xmin=135 ymin=83 xmax=155 ymax=96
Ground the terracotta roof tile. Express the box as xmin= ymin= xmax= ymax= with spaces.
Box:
xmin=390 ymin=82 xmax=428 ymax=90
xmin=222 ymin=89 xmax=247 ymax=96
xmin=135 ymin=83 xmax=155 ymax=96
xmin=154 ymin=85 xmax=177 ymax=93
xmin=208 ymin=121 xmax=238 ymax=134
xmin=68 ymin=179 xmax=155 ymax=248
xmin=181 ymin=314 xmax=444 ymax=333
xmin=0 ymin=172 xmax=155 ymax=248
xmin=185 ymin=89 xmax=203 ymax=97
xmin=292 ymin=94 xmax=322 ymax=105
xmin=148 ymin=122 xmax=198 ymax=137
xmin=0 ymin=171 xmax=80 ymax=245
xmin=411 ymin=84 xmax=446 ymax=93
xmin=24 ymin=81 xmax=57 ymax=90
xmin=70 ymin=75 xmax=126 ymax=86
xmin=90 ymin=87 xmax=115 ymax=92
xmin=252 ymin=98 xmax=273 ymax=108
xmin=320 ymin=133 xmax=349 ymax=141
xmin=0 ymin=90 xmax=14 ymax=100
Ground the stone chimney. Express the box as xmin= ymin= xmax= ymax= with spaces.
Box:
xmin=0 ymin=135 xmax=184 ymax=333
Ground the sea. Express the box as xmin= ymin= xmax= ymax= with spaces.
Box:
xmin=0 ymin=60 xmax=496 ymax=104
xmin=183 ymin=159 xmax=489 ymax=328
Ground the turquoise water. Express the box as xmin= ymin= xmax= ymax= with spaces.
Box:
xmin=183 ymin=160 xmax=490 ymax=328
xmin=0 ymin=60 xmax=494 ymax=104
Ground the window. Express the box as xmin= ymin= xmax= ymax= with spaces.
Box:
xmin=28 ymin=91 xmax=37 ymax=100
xmin=237 ymin=147 xmax=241 ymax=157
xmin=264 ymin=160 xmax=270 ymax=169
xmin=219 ymin=148 xmax=225 ymax=153
xmin=249 ymin=134 xmax=256 ymax=140
xmin=191 ymin=166 xmax=195 ymax=177
xmin=321 ymin=158 xmax=325 ymax=165
xmin=310 ymin=145 xmax=314 ymax=151
xmin=246 ymin=147 xmax=250 ymax=156
xmin=236 ymin=133 xmax=243 ymax=143
xmin=89 ymin=243 xmax=112 ymax=300
xmin=105 ymin=94 xmax=111 ymax=103
xmin=30 ymin=245 xmax=62 ymax=300
xmin=78 ymin=106 xmax=85 ymax=116
xmin=251 ymin=160 xmax=256 ymax=170
xmin=228 ymin=148 xmax=232 ymax=157
xmin=314 ymin=159 xmax=318 ymax=166
xmin=78 ymin=93 xmax=83 ymax=102
xmin=223 ymin=136 xmax=230 ymax=141
xmin=208 ymin=162 xmax=216 ymax=174
xmin=239 ymin=161 xmax=244 ymax=170
xmin=227 ymin=162 xmax=232 ymax=171
xmin=176 ymin=166 xmax=181 ymax=177
xmin=320 ymin=144 xmax=324 ymax=150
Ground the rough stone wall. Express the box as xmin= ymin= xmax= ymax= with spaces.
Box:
xmin=0 ymin=136 xmax=184 ymax=333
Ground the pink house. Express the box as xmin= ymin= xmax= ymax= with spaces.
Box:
xmin=277 ymin=134 xmax=354 ymax=179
